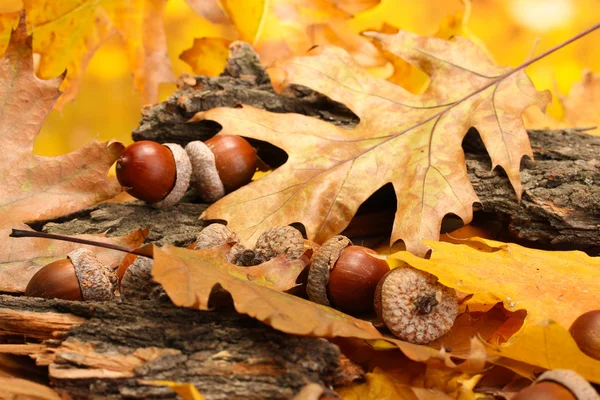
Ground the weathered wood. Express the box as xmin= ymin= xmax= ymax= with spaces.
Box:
xmin=32 ymin=201 xmax=208 ymax=247
xmin=0 ymin=295 xmax=361 ymax=399
xmin=130 ymin=42 xmax=600 ymax=253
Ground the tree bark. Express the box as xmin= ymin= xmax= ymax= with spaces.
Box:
xmin=129 ymin=41 xmax=600 ymax=254
xmin=0 ymin=294 xmax=361 ymax=399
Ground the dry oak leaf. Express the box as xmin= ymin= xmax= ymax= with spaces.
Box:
xmin=0 ymin=18 xmax=123 ymax=228
xmin=0 ymin=0 xmax=174 ymax=107
xmin=0 ymin=18 xmax=125 ymax=290
xmin=0 ymin=229 xmax=147 ymax=293
xmin=196 ymin=31 xmax=550 ymax=256
xmin=388 ymin=238 xmax=600 ymax=382
xmin=151 ymin=245 xmax=447 ymax=364
xmin=155 ymin=244 xmax=312 ymax=294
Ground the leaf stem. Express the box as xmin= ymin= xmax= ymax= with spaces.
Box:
xmin=448 ymin=22 xmax=600 ymax=114
xmin=9 ymin=229 xmax=153 ymax=259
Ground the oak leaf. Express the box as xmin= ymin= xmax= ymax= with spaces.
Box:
xmin=196 ymin=31 xmax=550 ymax=256
xmin=388 ymin=238 xmax=600 ymax=382
xmin=151 ymin=245 xmax=454 ymax=364
xmin=0 ymin=18 xmax=126 ymax=292
xmin=0 ymin=17 xmax=123 ymax=228
xmin=0 ymin=1 xmax=174 ymax=107
xmin=180 ymin=0 xmax=382 ymax=76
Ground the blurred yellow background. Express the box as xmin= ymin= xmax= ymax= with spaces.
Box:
xmin=30 ymin=0 xmax=600 ymax=156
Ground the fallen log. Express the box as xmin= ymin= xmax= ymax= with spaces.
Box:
xmin=0 ymin=295 xmax=361 ymax=399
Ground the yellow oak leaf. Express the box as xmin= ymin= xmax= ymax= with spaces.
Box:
xmin=388 ymin=238 xmax=600 ymax=382
xmin=181 ymin=0 xmax=382 ymax=76
xmin=195 ymin=32 xmax=549 ymax=256
xmin=0 ymin=9 xmax=19 ymax=56
xmin=0 ymin=0 xmax=174 ymax=107
xmin=179 ymin=37 xmax=233 ymax=77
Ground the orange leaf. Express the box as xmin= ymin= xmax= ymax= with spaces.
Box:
xmin=151 ymin=245 xmax=448 ymax=364
xmin=196 ymin=32 xmax=549 ymax=256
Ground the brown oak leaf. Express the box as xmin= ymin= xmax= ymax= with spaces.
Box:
xmin=0 ymin=17 xmax=126 ymax=293
xmin=0 ymin=17 xmax=124 ymax=229
xmin=195 ymin=31 xmax=550 ymax=256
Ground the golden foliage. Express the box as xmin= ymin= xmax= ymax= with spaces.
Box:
xmin=388 ymin=238 xmax=600 ymax=382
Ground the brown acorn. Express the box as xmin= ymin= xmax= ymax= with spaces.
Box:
xmin=25 ymin=249 xmax=118 ymax=301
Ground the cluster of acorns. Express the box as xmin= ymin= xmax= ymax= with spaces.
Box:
xmin=25 ymin=223 xmax=456 ymax=345
xmin=23 ymin=136 xmax=600 ymax=354
xmin=115 ymin=135 xmax=258 ymax=206
xmin=24 ymin=222 xmax=600 ymax=359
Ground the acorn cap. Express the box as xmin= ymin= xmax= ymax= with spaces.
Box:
xmin=253 ymin=226 xmax=305 ymax=263
xmin=120 ymin=256 xmax=165 ymax=301
xmin=185 ymin=140 xmax=225 ymax=203
xmin=192 ymin=223 xmax=246 ymax=264
xmin=374 ymin=263 xmax=458 ymax=344
xmin=153 ymin=143 xmax=192 ymax=208
xmin=536 ymin=369 xmax=599 ymax=400
xmin=68 ymin=248 xmax=118 ymax=301
xmin=306 ymin=235 xmax=352 ymax=307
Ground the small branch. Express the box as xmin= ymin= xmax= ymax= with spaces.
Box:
xmin=9 ymin=229 xmax=153 ymax=259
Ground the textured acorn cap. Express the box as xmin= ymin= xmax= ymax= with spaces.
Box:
xmin=192 ymin=224 xmax=245 ymax=264
xmin=68 ymin=248 xmax=118 ymax=301
xmin=120 ymin=256 xmax=165 ymax=301
xmin=537 ymin=369 xmax=599 ymax=400
xmin=306 ymin=235 xmax=352 ymax=307
xmin=253 ymin=226 xmax=305 ymax=263
xmin=185 ymin=140 xmax=225 ymax=203
xmin=374 ymin=263 xmax=458 ymax=344
xmin=153 ymin=143 xmax=192 ymax=208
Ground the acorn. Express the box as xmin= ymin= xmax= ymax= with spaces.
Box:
xmin=569 ymin=310 xmax=600 ymax=360
xmin=306 ymin=236 xmax=390 ymax=315
xmin=189 ymin=224 xmax=310 ymax=266
xmin=116 ymin=141 xmax=191 ymax=207
xmin=25 ymin=249 xmax=118 ymax=301
xmin=512 ymin=369 xmax=598 ymax=400
xmin=118 ymin=255 xmax=165 ymax=301
xmin=185 ymin=135 xmax=257 ymax=202
xmin=374 ymin=263 xmax=458 ymax=344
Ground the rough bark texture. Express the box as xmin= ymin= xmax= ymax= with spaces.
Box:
xmin=467 ymin=128 xmax=600 ymax=253
xmin=130 ymin=41 xmax=600 ymax=254
xmin=0 ymin=295 xmax=360 ymax=399
xmin=31 ymin=201 xmax=209 ymax=248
